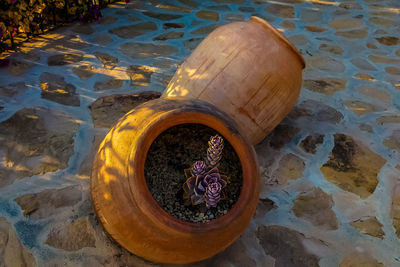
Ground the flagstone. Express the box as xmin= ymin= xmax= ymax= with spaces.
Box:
xmin=321 ymin=134 xmax=386 ymax=198
xmin=109 ymin=22 xmax=157 ymax=39
xmin=293 ymin=187 xmax=338 ymax=230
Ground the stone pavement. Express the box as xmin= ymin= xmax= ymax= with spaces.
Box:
xmin=0 ymin=0 xmax=399 ymax=266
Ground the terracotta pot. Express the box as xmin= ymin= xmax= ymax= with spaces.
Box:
xmin=91 ymin=97 xmax=260 ymax=264
xmin=163 ymin=16 xmax=305 ymax=145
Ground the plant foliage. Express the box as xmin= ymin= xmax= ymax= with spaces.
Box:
xmin=0 ymin=0 xmax=115 ymax=52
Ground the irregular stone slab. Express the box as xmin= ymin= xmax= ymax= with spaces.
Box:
xmin=94 ymin=34 xmax=113 ymax=45
xmin=386 ymin=66 xmax=400 ymax=76
xmin=0 ymin=108 xmax=79 ymax=188
xmin=191 ymin=24 xmax=219 ymax=35
xmin=267 ymin=124 xmax=300 ymax=149
xmin=273 ymin=153 xmax=305 ymax=185
xmin=224 ymin=13 xmax=245 ymax=22
xmin=329 ymin=18 xmax=363 ymax=30
xmin=89 ymin=92 xmax=161 ymax=128
xmin=339 ymin=3 xmax=361 ymax=9
xmin=73 ymin=24 xmax=94 ymax=35
xmin=7 ymin=59 xmax=33 ymax=76
xmin=359 ymin=85 xmax=391 ymax=105
xmin=163 ymin=23 xmax=185 ymax=29
xmin=40 ymin=72 xmax=80 ymax=106
xmin=376 ymin=116 xmax=400 ymax=125
xmin=95 ymin=52 xmax=118 ymax=69
xmin=48 ymin=53 xmax=83 ymax=66
xmin=255 ymin=198 xmax=276 ymax=218
xmin=307 ymin=56 xmax=345 ymax=73
xmin=383 ymin=129 xmax=400 ymax=152
xmin=288 ymin=34 xmax=307 ymax=46
xmin=391 ymin=184 xmax=400 ymax=238
xmin=0 ymin=217 xmax=36 ymax=267
xmin=0 ymin=82 xmax=27 ymax=97
xmin=319 ymin=44 xmax=343 ymax=55
xmin=367 ymin=42 xmax=378 ymax=49
xmin=321 ymin=134 xmax=386 ymax=198
xmin=109 ymin=22 xmax=157 ymax=39
xmin=126 ymin=65 xmax=156 ymax=86
xmin=344 ymin=100 xmax=380 ymax=116
xmin=45 ymin=217 xmax=95 ymax=251
xmin=350 ymin=217 xmax=384 ymax=239
xmin=351 ymin=58 xmax=377 ymax=71
xmin=94 ymin=78 xmax=123 ymax=91
xmin=300 ymin=134 xmax=324 ymax=154
xmin=289 ymin=100 xmax=344 ymax=124
xmin=22 ymin=51 xmax=40 ymax=62
xmin=281 ymin=20 xmax=295 ymax=31
xmin=157 ymin=4 xmax=191 ymax=13
xmin=303 ymin=78 xmax=346 ymax=96
xmin=300 ymin=8 xmax=321 ymax=23
xmin=206 ymin=5 xmax=231 ymax=11
xmin=153 ymin=31 xmax=184 ymax=41
xmin=376 ymin=36 xmax=399 ymax=46
xmin=360 ymin=123 xmax=373 ymax=133
xmin=370 ymin=17 xmax=396 ymax=27
xmin=335 ymin=28 xmax=367 ymax=39
xmin=340 ymin=251 xmax=384 ymax=267
xmin=142 ymin=11 xmax=183 ymax=21
xmin=306 ymin=26 xmax=328 ymax=33
xmin=293 ymin=187 xmax=338 ymax=230
xmin=266 ymin=4 xmax=294 ymax=18
xmin=196 ymin=10 xmax=219 ymax=21
xmin=369 ymin=55 xmax=400 ymax=64
xmin=72 ymin=65 xmax=96 ymax=80
xmin=99 ymin=16 xmax=117 ymax=24
xmin=354 ymin=73 xmax=375 ymax=81
xmin=14 ymin=185 xmax=82 ymax=220
xmin=119 ymin=43 xmax=177 ymax=59
xmin=257 ymin=225 xmax=320 ymax=267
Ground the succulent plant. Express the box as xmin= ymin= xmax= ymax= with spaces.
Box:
xmin=205 ymin=182 xmax=223 ymax=208
xmin=183 ymin=135 xmax=228 ymax=209
xmin=191 ymin=160 xmax=206 ymax=176
xmin=207 ymin=135 xmax=224 ymax=167
xmin=184 ymin=167 xmax=227 ymax=206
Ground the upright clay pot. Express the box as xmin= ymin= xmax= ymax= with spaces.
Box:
xmin=91 ymin=98 xmax=260 ymax=264
xmin=163 ymin=16 xmax=305 ymax=145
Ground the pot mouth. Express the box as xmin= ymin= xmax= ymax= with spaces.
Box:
xmin=250 ymin=16 xmax=306 ymax=69
xmin=143 ymin=123 xmax=243 ymax=225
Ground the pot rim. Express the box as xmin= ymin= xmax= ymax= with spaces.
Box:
xmin=127 ymin=99 xmax=259 ymax=234
xmin=250 ymin=16 xmax=306 ymax=69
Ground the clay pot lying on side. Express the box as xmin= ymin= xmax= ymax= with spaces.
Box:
xmin=91 ymin=97 xmax=260 ymax=264
xmin=163 ymin=16 xmax=305 ymax=145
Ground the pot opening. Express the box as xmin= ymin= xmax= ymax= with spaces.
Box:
xmin=144 ymin=123 xmax=243 ymax=223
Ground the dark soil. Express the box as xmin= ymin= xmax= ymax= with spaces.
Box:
xmin=145 ymin=124 xmax=243 ymax=223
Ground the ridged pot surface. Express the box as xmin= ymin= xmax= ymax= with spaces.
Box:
xmin=90 ymin=97 xmax=260 ymax=264
xmin=163 ymin=16 xmax=305 ymax=145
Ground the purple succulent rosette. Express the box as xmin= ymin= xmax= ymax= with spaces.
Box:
xmin=182 ymin=135 xmax=228 ymax=209
xmin=207 ymin=135 xmax=224 ymax=167
xmin=205 ymin=182 xmax=223 ymax=208
xmin=183 ymin=166 xmax=227 ymax=206
xmin=191 ymin=160 xmax=206 ymax=176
